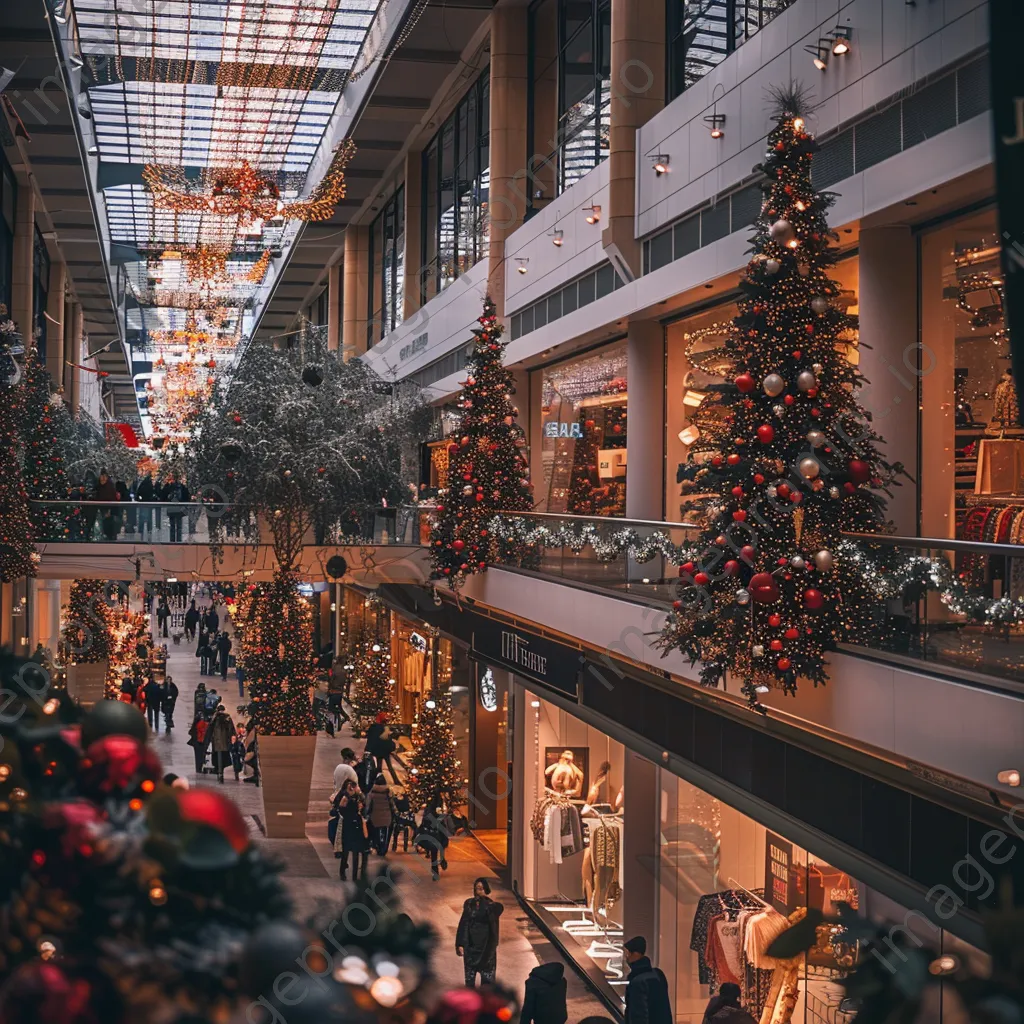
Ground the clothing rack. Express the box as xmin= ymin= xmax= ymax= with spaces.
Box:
xmin=727 ymin=877 xmax=771 ymax=909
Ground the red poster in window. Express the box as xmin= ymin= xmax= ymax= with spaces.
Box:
xmin=105 ymin=422 xmax=140 ymax=448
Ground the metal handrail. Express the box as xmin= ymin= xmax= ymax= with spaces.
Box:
xmin=842 ymin=532 xmax=1024 ymax=558
xmin=496 ymin=510 xmax=702 ymax=531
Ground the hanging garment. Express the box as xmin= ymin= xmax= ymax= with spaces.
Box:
xmin=704 ymin=914 xmax=744 ymax=989
xmin=744 ymin=907 xmax=791 ymax=970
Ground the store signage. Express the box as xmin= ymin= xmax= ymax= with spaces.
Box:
xmin=472 ymin=618 xmax=581 ymax=699
xmin=409 ymin=631 xmax=428 ymax=652
xmin=990 ymin=3 xmax=1024 ymax=401
xmin=765 ymin=831 xmax=796 ymax=915
xmin=479 ymin=666 xmax=498 ymax=711
xmin=544 ymin=422 xmax=584 ymax=439
xmin=399 ymin=333 xmax=428 ymax=361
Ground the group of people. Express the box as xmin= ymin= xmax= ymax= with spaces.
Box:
xmin=187 ymin=681 xmax=249 ymax=783
xmin=71 ymin=468 xmax=195 ymax=542
xmin=119 ymin=661 xmax=179 ymax=735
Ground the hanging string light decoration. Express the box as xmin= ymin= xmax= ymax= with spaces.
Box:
xmin=142 ymin=144 xmax=357 ymax=226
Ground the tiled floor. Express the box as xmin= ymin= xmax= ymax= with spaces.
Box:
xmin=150 ymin=605 xmax=606 ymax=1018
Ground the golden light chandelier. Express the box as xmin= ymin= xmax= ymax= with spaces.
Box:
xmin=179 ymin=244 xmax=273 ymax=286
xmin=142 ymin=143 xmax=357 ymax=226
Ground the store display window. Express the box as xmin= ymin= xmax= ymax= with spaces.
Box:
xmin=537 ymin=341 xmax=627 ymax=515
xmin=514 ymin=688 xmax=987 ymax=1021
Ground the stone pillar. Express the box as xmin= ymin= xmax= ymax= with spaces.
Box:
xmin=858 ymin=228 xmax=919 ymax=535
xmin=602 ymin=0 xmax=665 ymax=278
xmin=12 ymin=178 xmax=36 ymax=344
xmin=625 ymin=320 xmax=665 ymax=520
xmin=342 ymin=225 xmax=369 ymax=361
xmin=45 ymin=259 xmax=66 ymax=380
xmin=326 ymin=263 xmax=342 ymax=352
xmin=67 ymin=301 xmax=83 ymax=415
xmin=402 ymin=150 xmax=423 ymax=320
xmin=622 ymin=751 xmax=659 ymax=955
xmin=488 ymin=1 xmax=529 ymax=318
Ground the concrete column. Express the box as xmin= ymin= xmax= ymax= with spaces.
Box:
xmin=67 ymin=301 xmax=83 ymax=415
xmin=402 ymin=150 xmax=423 ymax=320
xmin=12 ymin=178 xmax=36 ymax=344
xmin=626 ymin=320 xmax=665 ymax=520
xmin=342 ymin=225 xmax=369 ymax=361
xmin=488 ymin=1 xmax=529 ymax=318
xmin=326 ymin=263 xmax=342 ymax=352
xmin=602 ymin=0 xmax=665 ymax=278
xmin=45 ymin=259 xmax=66 ymax=380
xmin=858 ymin=227 xmax=920 ymax=536
xmin=622 ymin=751 xmax=659 ymax=955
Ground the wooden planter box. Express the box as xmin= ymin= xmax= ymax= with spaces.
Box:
xmin=258 ymin=733 xmax=318 ymax=838
xmin=66 ymin=660 xmax=108 ymax=706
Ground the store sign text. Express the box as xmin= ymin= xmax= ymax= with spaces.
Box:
xmin=400 ymin=333 xmax=428 ymax=361
xmin=544 ymin=422 xmax=584 ymax=439
xmin=501 ymin=631 xmax=548 ymax=676
xmin=479 ymin=666 xmax=498 ymax=711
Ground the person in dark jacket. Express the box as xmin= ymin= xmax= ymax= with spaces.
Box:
xmin=413 ymin=806 xmax=451 ymax=881
xmin=456 ymin=878 xmax=503 ymax=986
xmin=701 ymin=984 xmax=756 ymax=1024
xmin=217 ymin=631 xmax=232 ymax=681
xmin=162 ymin=473 xmax=190 ymax=542
xmin=198 ymin=630 xmax=212 ymax=675
xmin=521 ymin=963 xmax=568 ymax=1024
xmin=193 ymin=680 xmax=207 ymax=721
xmin=184 ymin=601 xmax=199 ymax=642
xmin=92 ymin=469 xmax=120 ymax=539
xmin=207 ymin=705 xmax=235 ymax=782
xmin=188 ymin=716 xmax=209 ymax=774
xmin=156 ymin=597 xmax=171 ymax=638
xmin=364 ymin=713 xmax=400 ymax=784
xmin=163 ymin=676 xmax=179 ymax=732
xmin=331 ymin=779 xmax=369 ymax=880
xmin=229 ymin=724 xmax=246 ymax=781
xmin=623 ymin=937 xmax=672 ymax=1024
xmin=364 ymin=774 xmax=397 ymax=856
xmin=204 ymin=606 xmax=220 ymax=632
xmin=144 ymin=676 xmax=165 ymax=733
xmin=135 ymin=470 xmax=156 ymax=538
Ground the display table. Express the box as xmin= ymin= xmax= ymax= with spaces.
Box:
xmin=974 ymin=438 xmax=1024 ymax=495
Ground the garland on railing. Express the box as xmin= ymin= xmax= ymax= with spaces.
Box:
xmin=486 ymin=515 xmax=699 ymax=565
xmin=489 ymin=514 xmax=1024 ymax=629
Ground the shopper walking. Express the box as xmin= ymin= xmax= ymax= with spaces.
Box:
xmin=184 ymin=601 xmax=199 ymax=642
xmin=92 ymin=469 xmax=121 ymax=540
xmin=229 ymin=725 xmax=246 ymax=781
xmin=355 ymin=749 xmax=377 ymax=793
xmin=162 ymin=473 xmax=190 ymax=543
xmin=217 ymin=630 xmax=232 ymax=682
xmin=456 ymin=878 xmax=503 ymax=987
xmin=333 ymin=748 xmax=359 ymax=792
xmin=144 ymin=675 xmax=164 ymax=734
xmin=364 ymin=774 xmax=397 ymax=856
xmin=193 ymin=680 xmax=207 ymax=721
xmin=163 ymin=676 xmax=178 ymax=732
xmin=701 ymin=984 xmax=756 ymax=1024
xmin=198 ymin=631 xmax=213 ymax=676
xmin=208 ymin=704 xmax=235 ymax=783
xmin=521 ymin=963 xmax=568 ymax=1024
xmin=156 ymin=597 xmax=170 ymax=638
xmin=623 ymin=937 xmax=672 ymax=1024
xmin=331 ymin=779 xmax=369 ymax=881
xmin=135 ymin=470 xmax=157 ymax=538
xmin=204 ymin=604 xmax=219 ymax=633
xmin=413 ymin=806 xmax=451 ymax=881
xmin=364 ymin=713 xmax=400 ymax=784
xmin=188 ymin=716 xmax=209 ymax=774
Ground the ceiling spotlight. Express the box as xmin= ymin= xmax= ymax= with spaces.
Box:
xmin=583 ymin=204 xmax=601 ymax=224
xmin=650 ymin=153 xmax=671 ymax=174
xmin=515 ymin=257 xmax=529 ymax=274
xmin=831 ymin=25 xmax=852 ymax=55
xmin=549 ymin=229 xmax=564 ymax=247
xmin=805 ymin=40 xmax=830 ymax=71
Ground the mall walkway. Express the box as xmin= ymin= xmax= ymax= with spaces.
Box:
xmin=148 ymin=606 xmax=606 ymax=1017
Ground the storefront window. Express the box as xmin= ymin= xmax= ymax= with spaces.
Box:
xmin=514 ymin=687 xmax=989 ymax=1020
xmin=538 ymin=340 xmax=627 ymax=515
xmin=33 ymin=225 xmax=50 ymax=363
xmin=367 ymin=186 xmax=405 ymax=346
xmin=0 ymin=151 xmax=15 ymax=312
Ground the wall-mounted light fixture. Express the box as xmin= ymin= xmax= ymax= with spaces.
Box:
xmin=516 ymin=257 xmax=529 ymax=274
xmin=703 ymin=113 xmax=726 ymax=139
xmin=805 ymin=39 xmax=830 ymax=71
xmin=549 ymin=228 xmax=564 ymax=247
xmin=830 ymin=25 xmax=852 ymax=55
xmin=583 ymin=204 xmax=601 ymax=224
xmin=998 ymin=769 xmax=1022 ymax=787
xmin=650 ymin=153 xmax=671 ymax=174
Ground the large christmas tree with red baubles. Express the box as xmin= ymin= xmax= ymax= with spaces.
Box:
xmin=430 ymin=296 xmax=533 ymax=587
xmin=660 ymin=88 xmax=903 ymax=707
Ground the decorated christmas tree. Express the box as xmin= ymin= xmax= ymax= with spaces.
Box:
xmin=349 ymin=626 xmax=399 ymax=733
xmin=21 ymin=350 xmax=75 ymax=541
xmin=60 ymin=579 xmax=114 ymax=666
xmin=660 ymin=87 xmax=902 ymax=706
xmin=430 ymin=296 xmax=534 ymax=587
xmin=239 ymin=569 xmax=317 ymax=735
xmin=407 ymin=684 xmax=464 ymax=813
xmin=0 ymin=331 xmax=37 ymax=583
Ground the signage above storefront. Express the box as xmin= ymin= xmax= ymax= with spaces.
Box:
xmin=472 ymin=618 xmax=581 ymax=700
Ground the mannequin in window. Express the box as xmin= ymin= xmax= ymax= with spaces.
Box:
xmin=586 ymin=760 xmax=612 ymax=805
xmin=993 ymin=370 xmax=1021 ymax=433
xmin=545 ymin=750 xmax=584 ymax=797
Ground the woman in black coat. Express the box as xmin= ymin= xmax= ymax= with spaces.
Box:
xmin=163 ymin=676 xmax=179 ymax=732
xmin=331 ymin=780 xmax=370 ymax=881
xmin=456 ymin=877 xmax=504 ymax=987
xmin=521 ymin=963 xmax=568 ymax=1024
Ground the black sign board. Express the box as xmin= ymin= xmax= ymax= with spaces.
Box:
xmin=991 ymin=3 xmax=1024 ymax=400
xmin=472 ymin=617 xmax=581 ymax=699
xmin=765 ymin=831 xmax=796 ymax=916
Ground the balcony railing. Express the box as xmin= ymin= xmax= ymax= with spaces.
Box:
xmin=28 ymin=502 xmax=432 ymax=547
xmin=490 ymin=513 xmax=1024 ymax=691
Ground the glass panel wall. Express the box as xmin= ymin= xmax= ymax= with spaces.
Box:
xmin=367 ymin=185 xmax=405 ymax=347
xmin=421 ymin=73 xmax=490 ymax=304
xmin=537 ymin=339 xmax=628 ymax=516
xmin=0 ymin=150 xmax=14 ymax=312
xmin=527 ymin=0 xmax=611 ymax=213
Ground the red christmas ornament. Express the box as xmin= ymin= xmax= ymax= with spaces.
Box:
xmin=693 ymin=572 xmax=710 ymax=586
xmin=847 ymin=459 xmax=871 ymax=484
xmin=731 ymin=486 xmax=744 ymax=498
xmin=768 ymin=613 xmax=782 ymax=627
xmin=785 ymin=627 xmax=799 ymax=639
xmin=756 ymin=424 xmax=775 ymax=444
xmin=777 ymin=657 xmax=792 ymax=671
xmin=679 ymin=561 xmax=695 ymax=577
xmin=612 ymin=424 xmax=622 ymax=434
xmin=843 ymin=482 xmax=856 ymax=495
xmin=724 ymin=560 xmax=739 ymax=576
xmin=672 ymin=600 xmax=684 ymax=611
xmin=754 ymin=473 xmax=765 ymax=485
xmin=803 ymin=588 xmax=824 ymax=610
xmin=727 ymin=453 xmax=741 ymax=466
xmin=784 ymin=395 xmax=795 ymax=406
xmin=177 ymin=788 xmax=250 ymax=853
xmin=749 ymin=573 xmax=780 ymax=603
xmin=735 ymin=372 xmax=755 ymax=394
xmin=452 ymin=539 xmax=465 ymax=552
xmin=770 ymin=639 xmax=783 ymax=652
xmin=740 ymin=545 xmax=755 ymax=562
xmin=80 ymin=736 xmax=161 ymax=796
xmin=712 ymin=456 xmax=723 ymax=467
xmin=732 ymin=510 xmax=747 ymax=522
xmin=776 ymin=483 xmax=791 ymax=499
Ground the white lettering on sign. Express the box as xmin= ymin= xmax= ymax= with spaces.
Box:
xmin=501 ymin=631 xmax=548 ymax=676
xmin=544 ymin=422 xmax=584 ymax=438
xmin=400 ymin=333 xmax=428 ymax=361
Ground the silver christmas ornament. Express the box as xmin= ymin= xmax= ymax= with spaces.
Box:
xmin=770 ymin=219 xmax=795 ymax=243
xmin=462 ymin=485 xmax=473 ymax=495
xmin=810 ymin=296 xmax=829 ymax=314
xmin=766 ymin=485 xmax=778 ymax=499
xmin=735 ymin=589 xmax=751 ymax=606
xmin=790 ymin=555 xmax=806 ymax=570
xmin=812 ymin=363 xmax=824 ymax=375
xmin=829 ymin=486 xmax=840 ymax=498
xmin=763 ymin=373 xmax=785 ymax=397
xmin=773 ymin=404 xmax=786 ymax=417
xmin=806 ymin=429 xmax=826 ymax=447
xmin=765 ymin=258 xmax=781 ymax=275
xmin=797 ymin=370 xmax=816 ymax=391
xmin=799 ymin=457 xmax=820 ymax=479
xmin=814 ymin=549 xmax=835 ymax=571
xmin=752 ymin=644 xmax=765 ymax=658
